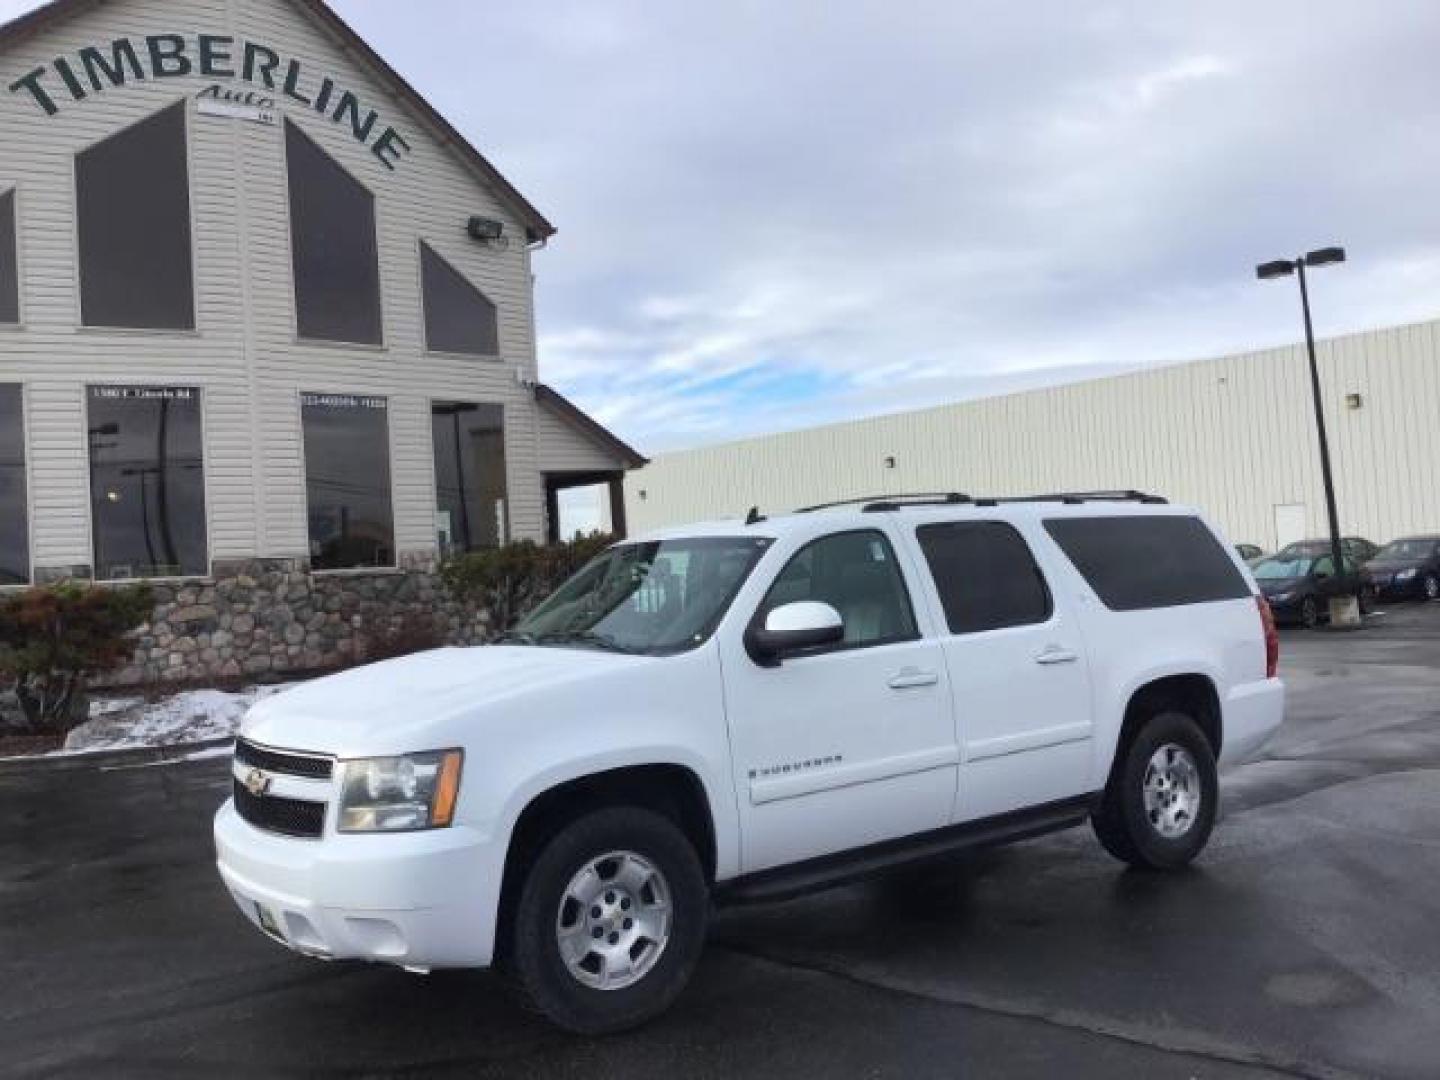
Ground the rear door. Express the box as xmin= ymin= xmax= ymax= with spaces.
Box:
xmin=719 ymin=526 xmax=957 ymax=873
xmin=906 ymin=520 xmax=1095 ymax=822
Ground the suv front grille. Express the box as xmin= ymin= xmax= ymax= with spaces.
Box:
xmin=235 ymin=737 xmax=334 ymax=780
xmin=233 ymin=782 xmax=327 ymax=838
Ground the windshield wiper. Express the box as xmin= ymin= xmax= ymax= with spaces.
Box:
xmin=495 ymin=631 xmax=537 ymax=646
xmin=534 ymin=631 xmax=644 ymax=654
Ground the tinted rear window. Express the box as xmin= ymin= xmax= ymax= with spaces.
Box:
xmin=917 ymin=521 xmax=1052 ymax=634
xmin=1043 ymin=515 xmax=1249 ymax=611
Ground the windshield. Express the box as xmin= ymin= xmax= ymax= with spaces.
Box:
xmin=509 ymin=536 xmax=773 ymax=655
xmin=1254 ymin=557 xmax=1312 ymax=580
xmin=1376 ymin=538 xmax=1437 ymax=561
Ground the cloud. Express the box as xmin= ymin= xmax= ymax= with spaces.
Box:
xmin=5 ymin=0 xmax=1440 ymax=453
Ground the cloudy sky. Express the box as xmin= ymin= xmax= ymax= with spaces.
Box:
xmin=7 ymin=0 xmax=1440 ymax=456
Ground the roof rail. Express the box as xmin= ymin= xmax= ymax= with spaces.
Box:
xmin=795 ymin=492 xmax=972 ymax=514
xmin=971 ymin=490 xmax=1168 ymax=507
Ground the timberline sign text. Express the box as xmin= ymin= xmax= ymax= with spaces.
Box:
xmin=7 ymin=33 xmax=412 ymax=170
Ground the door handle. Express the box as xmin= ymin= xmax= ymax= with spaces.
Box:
xmin=888 ymin=668 xmax=939 ymax=689
xmin=1034 ymin=646 xmax=1079 ymax=665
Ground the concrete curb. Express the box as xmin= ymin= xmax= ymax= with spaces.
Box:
xmin=0 ymin=736 xmax=234 ymax=775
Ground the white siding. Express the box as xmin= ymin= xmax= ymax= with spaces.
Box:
xmin=0 ymin=0 xmax=563 ymax=576
xmin=627 ymin=319 xmax=1440 ymax=549
xmin=535 ymin=405 xmax=625 ymax=474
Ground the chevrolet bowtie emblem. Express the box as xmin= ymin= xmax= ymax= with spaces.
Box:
xmin=244 ymin=768 xmax=272 ymax=798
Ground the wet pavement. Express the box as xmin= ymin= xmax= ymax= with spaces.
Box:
xmin=3 ymin=605 xmax=1440 ymax=1078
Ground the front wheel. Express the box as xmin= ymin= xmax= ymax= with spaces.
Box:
xmin=1093 ymin=710 xmax=1218 ymax=870
xmin=504 ymin=806 xmax=709 ymax=1034
xmin=1423 ymin=573 xmax=1439 ymax=602
xmin=1300 ymin=595 xmax=1320 ymax=628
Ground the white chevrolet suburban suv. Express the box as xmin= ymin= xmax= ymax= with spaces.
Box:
xmin=215 ymin=491 xmax=1284 ymax=1033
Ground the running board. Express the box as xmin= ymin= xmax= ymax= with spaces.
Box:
xmin=715 ymin=794 xmax=1098 ymax=906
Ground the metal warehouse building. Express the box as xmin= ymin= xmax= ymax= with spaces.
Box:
xmin=0 ymin=0 xmax=643 ymax=681
xmin=625 ymin=318 xmax=1440 ymax=552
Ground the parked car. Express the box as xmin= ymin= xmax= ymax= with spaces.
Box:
xmin=1362 ymin=536 xmax=1440 ymax=602
xmin=215 ymin=493 xmax=1284 ymax=1034
xmin=1235 ymin=543 xmax=1267 ymax=565
xmin=1278 ymin=536 xmax=1381 ymax=564
xmin=1252 ymin=552 xmax=1369 ymax=627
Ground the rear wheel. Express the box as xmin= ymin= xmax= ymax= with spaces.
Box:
xmin=1093 ymin=710 xmax=1218 ymax=870
xmin=504 ymin=806 xmax=708 ymax=1034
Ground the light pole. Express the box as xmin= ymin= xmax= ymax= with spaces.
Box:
xmin=1256 ymin=246 xmax=1358 ymax=627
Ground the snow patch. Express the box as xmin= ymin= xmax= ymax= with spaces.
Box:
xmin=62 ymin=684 xmax=297 ymax=753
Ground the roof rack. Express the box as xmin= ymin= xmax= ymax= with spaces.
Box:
xmin=795 ymin=492 xmax=972 ymax=514
xmin=971 ymin=490 xmax=1168 ymax=507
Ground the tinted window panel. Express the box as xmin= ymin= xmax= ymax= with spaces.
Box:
xmin=1044 ymin=515 xmax=1249 ymax=611
xmin=0 ymin=189 xmax=17 ymax=324
xmin=302 ymin=394 xmax=394 ymax=569
xmin=77 ymin=103 xmax=194 ymax=329
xmin=918 ymin=521 xmax=1051 ymax=633
xmin=432 ymin=402 xmax=507 ymax=553
xmin=286 ymin=121 xmax=382 ymax=345
xmin=759 ymin=530 xmax=917 ymax=647
xmin=421 ymin=243 xmax=499 ymax=356
xmin=88 ymin=386 xmax=207 ymax=579
xmin=0 ymin=385 xmax=27 ymax=583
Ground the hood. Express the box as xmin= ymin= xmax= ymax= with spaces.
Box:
xmin=1257 ymin=577 xmax=1303 ymax=595
xmin=241 ymin=645 xmax=652 ymax=756
xmin=1365 ymin=559 xmax=1424 ymax=574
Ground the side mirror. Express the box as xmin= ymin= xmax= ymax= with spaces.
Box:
xmin=746 ymin=601 xmax=844 ymax=665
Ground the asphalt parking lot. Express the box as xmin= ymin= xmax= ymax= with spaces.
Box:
xmin=4 ymin=604 xmax=1440 ymax=1079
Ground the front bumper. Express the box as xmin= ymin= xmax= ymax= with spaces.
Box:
xmin=214 ymin=799 xmax=505 ymax=968
xmin=1366 ymin=575 xmax=1423 ymax=600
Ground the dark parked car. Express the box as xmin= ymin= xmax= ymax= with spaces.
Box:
xmin=1362 ymin=536 xmax=1440 ymax=602
xmin=1253 ymin=552 xmax=1369 ymax=628
xmin=1278 ymin=537 xmax=1381 ymax=564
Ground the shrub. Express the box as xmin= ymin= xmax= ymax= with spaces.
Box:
xmin=360 ymin=610 xmax=446 ymax=663
xmin=440 ymin=532 xmax=613 ymax=631
xmin=0 ymin=582 xmax=153 ymax=735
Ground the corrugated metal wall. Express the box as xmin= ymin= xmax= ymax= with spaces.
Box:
xmin=625 ymin=319 xmax=1440 ymax=550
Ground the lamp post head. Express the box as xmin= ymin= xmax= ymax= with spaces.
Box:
xmin=1304 ymin=246 xmax=1346 ymax=267
xmin=1256 ymin=259 xmax=1296 ymax=280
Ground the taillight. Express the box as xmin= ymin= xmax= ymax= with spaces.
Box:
xmin=1257 ymin=595 xmax=1279 ymax=678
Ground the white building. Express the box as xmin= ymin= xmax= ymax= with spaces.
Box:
xmin=0 ymin=0 xmax=644 ymax=592
xmin=626 ymin=318 xmax=1440 ymax=551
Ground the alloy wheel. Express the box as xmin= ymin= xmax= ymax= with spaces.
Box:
xmin=555 ymin=850 xmax=672 ymax=990
xmin=1142 ymin=743 xmax=1202 ymax=839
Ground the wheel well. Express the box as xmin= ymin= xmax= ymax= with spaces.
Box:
xmin=494 ymin=764 xmax=717 ymax=958
xmin=1117 ymin=674 xmax=1222 ymax=765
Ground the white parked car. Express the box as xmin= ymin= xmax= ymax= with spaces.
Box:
xmin=215 ymin=491 xmax=1284 ymax=1033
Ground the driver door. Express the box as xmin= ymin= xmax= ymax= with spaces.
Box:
xmin=719 ymin=528 xmax=957 ymax=873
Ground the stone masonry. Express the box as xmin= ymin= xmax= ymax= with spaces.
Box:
xmin=107 ymin=554 xmax=494 ymax=688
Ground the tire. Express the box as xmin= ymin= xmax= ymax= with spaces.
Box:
xmin=1092 ymin=710 xmax=1218 ymax=871
xmin=504 ymin=806 xmax=708 ymax=1035
xmin=1300 ymin=596 xmax=1320 ymax=629
xmin=1423 ymin=573 xmax=1439 ymax=602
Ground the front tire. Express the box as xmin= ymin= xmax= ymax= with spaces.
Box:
xmin=1422 ymin=573 xmax=1439 ymax=602
xmin=1300 ymin=596 xmax=1320 ymax=628
xmin=504 ymin=806 xmax=708 ymax=1035
xmin=1093 ymin=710 xmax=1218 ymax=870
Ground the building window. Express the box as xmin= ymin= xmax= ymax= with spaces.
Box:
xmin=87 ymin=386 xmax=207 ymax=580
xmin=286 ymin=121 xmax=383 ymax=345
xmin=420 ymin=242 xmax=498 ymax=356
xmin=0 ymin=188 xmax=17 ymax=324
xmin=916 ymin=521 xmax=1052 ymax=634
xmin=302 ymin=393 xmax=394 ymax=570
xmin=76 ymin=102 xmax=194 ymax=330
xmin=431 ymin=402 xmax=507 ymax=553
xmin=0 ymin=385 xmax=28 ymax=584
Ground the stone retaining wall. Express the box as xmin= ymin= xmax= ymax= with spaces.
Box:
xmin=108 ymin=554 xmax=493 ymax=687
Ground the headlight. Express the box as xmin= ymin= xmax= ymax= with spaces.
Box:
xmin=338 ymin=749 xmax=463 ymax=833
xmin=1395 ymin=568 xmax=1418 ymax=581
